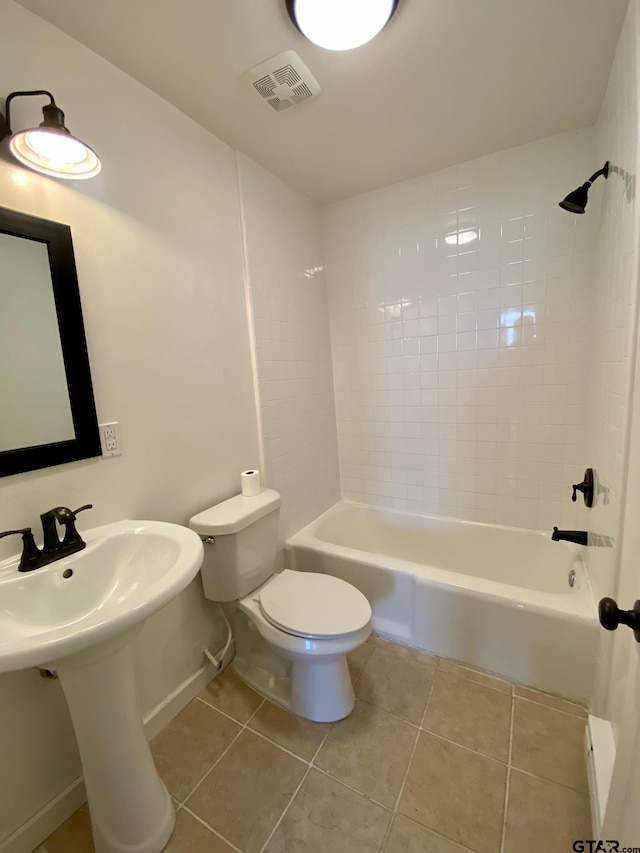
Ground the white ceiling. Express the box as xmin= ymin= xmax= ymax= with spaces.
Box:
xmin=16 ymin=0 xmax=629 ymax=204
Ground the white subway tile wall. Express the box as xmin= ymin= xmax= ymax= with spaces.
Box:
xmin=237 ymin=154 xmax=341 ymax=540
xmin=322 ymin=131 xmax=599 ymax=530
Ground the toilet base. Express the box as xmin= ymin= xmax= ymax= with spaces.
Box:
xmin=291 ymin=655 xmax=355 ymax=722
xmin=233 ymin=652 xmax=355 ymax=722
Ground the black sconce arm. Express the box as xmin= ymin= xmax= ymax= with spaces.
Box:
xmin=0 ymin=89 xmax=56 ymax=140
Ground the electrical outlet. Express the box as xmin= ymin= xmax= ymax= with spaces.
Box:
xmin=99 ymin=422 xmax=122 ymax=457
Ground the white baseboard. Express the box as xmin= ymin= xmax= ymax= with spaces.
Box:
xmin=586 ymin=714 xmax=616 ymax=837
xmin=0 ymin=651 xmax=231 ymax=853
xmin=0 ymin=777 xmax=87 ymax=853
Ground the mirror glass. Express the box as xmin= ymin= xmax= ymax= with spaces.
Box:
xmin=0 ymin=232 xmax=75 ymax=451
xmin=0 ymin=206 xmax=100 ymax=478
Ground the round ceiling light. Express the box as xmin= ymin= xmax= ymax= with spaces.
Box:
xmin=286 ymin=0 xmax=399 ymax=51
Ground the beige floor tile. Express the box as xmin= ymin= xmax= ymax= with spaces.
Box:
xmin=37 ymin=804 xmax=94 ymax=852
xmin=315 ymin=700 xmax=417 ymax=807
xmin=356 ymin=645 xmax=436 ymax=724
xmin=437 ymin=658 xmax=512 ymax=695
xmin=186 ymin=729 xmax=306 ymax=853
xmin=422 ymin=670 xmax=512 ymax=762
xmin=199 ymin=668 xmax=263 ymax=723
xmin=265 ymin=768 xmax=390 ymax=853
xmin=151 ymin=699 xmax=241 ymax=801
xmin=383 ymin=815 xmax=471 ymax=853
xmin=347 ymin=641 xmax=375 ymax=683
xmin=398 ymin=731 xmax=506 ymax=853
xmin=514 ymin=685 xmax=588 ymax=719
xmin=165 ymin=809 xmax=236 ymax=852
xmin=511 ymin=698 xmax=588 ymax=792
xmin=504 ymin=769 xmax=592 ymax=853
xmin=376 ymin=638 xmax=439 ymax=667
xmin=249 ymin=700 xmax=330 ymax=761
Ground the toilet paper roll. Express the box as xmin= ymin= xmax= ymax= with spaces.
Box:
xmin=241 ymin=469 xmax=261 ymax=497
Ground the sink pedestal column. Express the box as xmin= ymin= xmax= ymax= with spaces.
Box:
xmin=51 ymin=628 xmax=174 ymax=853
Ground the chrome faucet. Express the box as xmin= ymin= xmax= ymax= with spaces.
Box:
xmin=0 ymin=504 xmax=93 ymax=572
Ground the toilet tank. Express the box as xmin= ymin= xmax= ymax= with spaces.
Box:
xmin=189 ymin=489 xmax=280 ymax=602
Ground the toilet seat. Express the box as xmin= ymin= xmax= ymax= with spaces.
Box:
xmin=258 ymin=570 xmax=371 ymax=640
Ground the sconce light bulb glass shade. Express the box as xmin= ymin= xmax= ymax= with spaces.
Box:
xmin=289 ymin=0 xmax=398 ymax=50
xmin=9 ymin=128 xmax=101 ymax=179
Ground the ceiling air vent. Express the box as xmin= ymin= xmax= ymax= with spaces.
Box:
xmin=245 ymin=50 xmax=321 ymax=112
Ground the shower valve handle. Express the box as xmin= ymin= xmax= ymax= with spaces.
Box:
xmin=571 ymin=468 xmax=594 ymax=507
xmin=598 ymin=597 xmax=640 ymax=643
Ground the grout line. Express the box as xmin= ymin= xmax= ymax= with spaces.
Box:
xmin=357 ymin=697 xmax=422 ymax=731
xmin=195 ymin=694 xmax=263 ymax=726
xmin=179 ymin=697 xmax=266 ymax=807
xmin=391 ymin=813 xmax=482 ymax=853
xmin=312 ymin=765 xmax=394 ymax=814
xmin=309 ymin=723 xmax=333 ymax=766
xmin=246 ymin=724 xmax=317 ymax=766
xmin=499 ymin=687 xmax=515 ymax=853
xmin=377 ymin=666 xmax=438 ymax=852
xmin=513 ymin=693 xmax=588 ymax=720
xmin=257 ymin=766 xmax=312 ymax=853
xmin=507 ymin=765 xmax=590 ymax=796
xmin=416 ymin=726 xmax=510 ymax=766
xmin=181 ymin=806 xmax=247 ymax=853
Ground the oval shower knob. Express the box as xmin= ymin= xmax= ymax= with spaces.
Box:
xmin=598 ymin=597 xmax=640 ymax=642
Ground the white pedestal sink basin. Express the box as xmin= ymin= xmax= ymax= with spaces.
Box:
xmin=0 ymin=520 xmax=204 ymax=853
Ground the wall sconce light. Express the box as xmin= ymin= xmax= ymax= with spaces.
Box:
xmin=0 ymin=90 xmax=101 ymax=180
xmin=285 ymin=0 xmax=399 ymax=51
xmin=559 ymin=162 xmax=609 ymax=214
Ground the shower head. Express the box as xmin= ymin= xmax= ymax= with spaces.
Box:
xmin=559 ymin=161 xmax=609 ymax=214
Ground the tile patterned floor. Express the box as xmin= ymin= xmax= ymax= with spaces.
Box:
xmin=37 ymin=635 xmax=591 ymax=853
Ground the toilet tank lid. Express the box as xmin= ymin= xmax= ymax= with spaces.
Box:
xmin=189 ymin=488 xmax=280 ymax=536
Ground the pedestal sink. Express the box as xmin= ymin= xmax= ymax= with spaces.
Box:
xmin=0 ymin=520 xmax=204 ymax=853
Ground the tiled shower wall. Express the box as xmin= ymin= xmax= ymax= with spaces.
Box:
xmin=322 ymin=130 xmax=600 ymax=530
xmin=237 ymin=154 xmax=340 ymax=540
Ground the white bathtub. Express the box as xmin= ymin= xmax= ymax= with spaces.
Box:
xmin=285 ymin=501 xmax=599 ymax=704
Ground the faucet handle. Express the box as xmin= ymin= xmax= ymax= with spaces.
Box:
xmin=72 ymin=504 xmax=93 ymax=516
xmin=0 ymin=527 xmax=32 ymax=539
xmin=0 ymin=528 xmax=43 ymax=572
xmin=60 ymin=504 xmax=93 ymax=548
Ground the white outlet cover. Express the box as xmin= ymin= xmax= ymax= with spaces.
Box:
xmin=99 ymin=422 xmax=122 ymax=458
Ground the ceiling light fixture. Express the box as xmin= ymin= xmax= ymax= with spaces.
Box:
xmin=285 ymin=0 xmax=399 ymax=51
xmin=0 ymin=90 xmax=101 ymax=179
xmin=559 ymin=161 xmax=609 ymax=214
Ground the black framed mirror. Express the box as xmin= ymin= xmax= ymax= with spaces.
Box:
xmin=0 ymin=206 xmax=100 ymax=477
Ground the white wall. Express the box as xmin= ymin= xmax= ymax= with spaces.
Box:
xmin=0 ymin=1 xmax=260 ymax=844
xmin=322 ymin=132 xmax=599 ymax=530
xmin=588 ymin=0 xmax=640 ymax=726
xmin=237 ymin=154 xmax=340 ymax=541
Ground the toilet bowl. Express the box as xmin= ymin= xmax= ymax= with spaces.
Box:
xmin=237 ymin=570 xmax=371 ymax=721
xmin=189 ymin=489 xmax=372 ymax=722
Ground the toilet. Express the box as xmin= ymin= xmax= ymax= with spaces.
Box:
xmin=189 ymin=489 xmax=372 ymax=722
